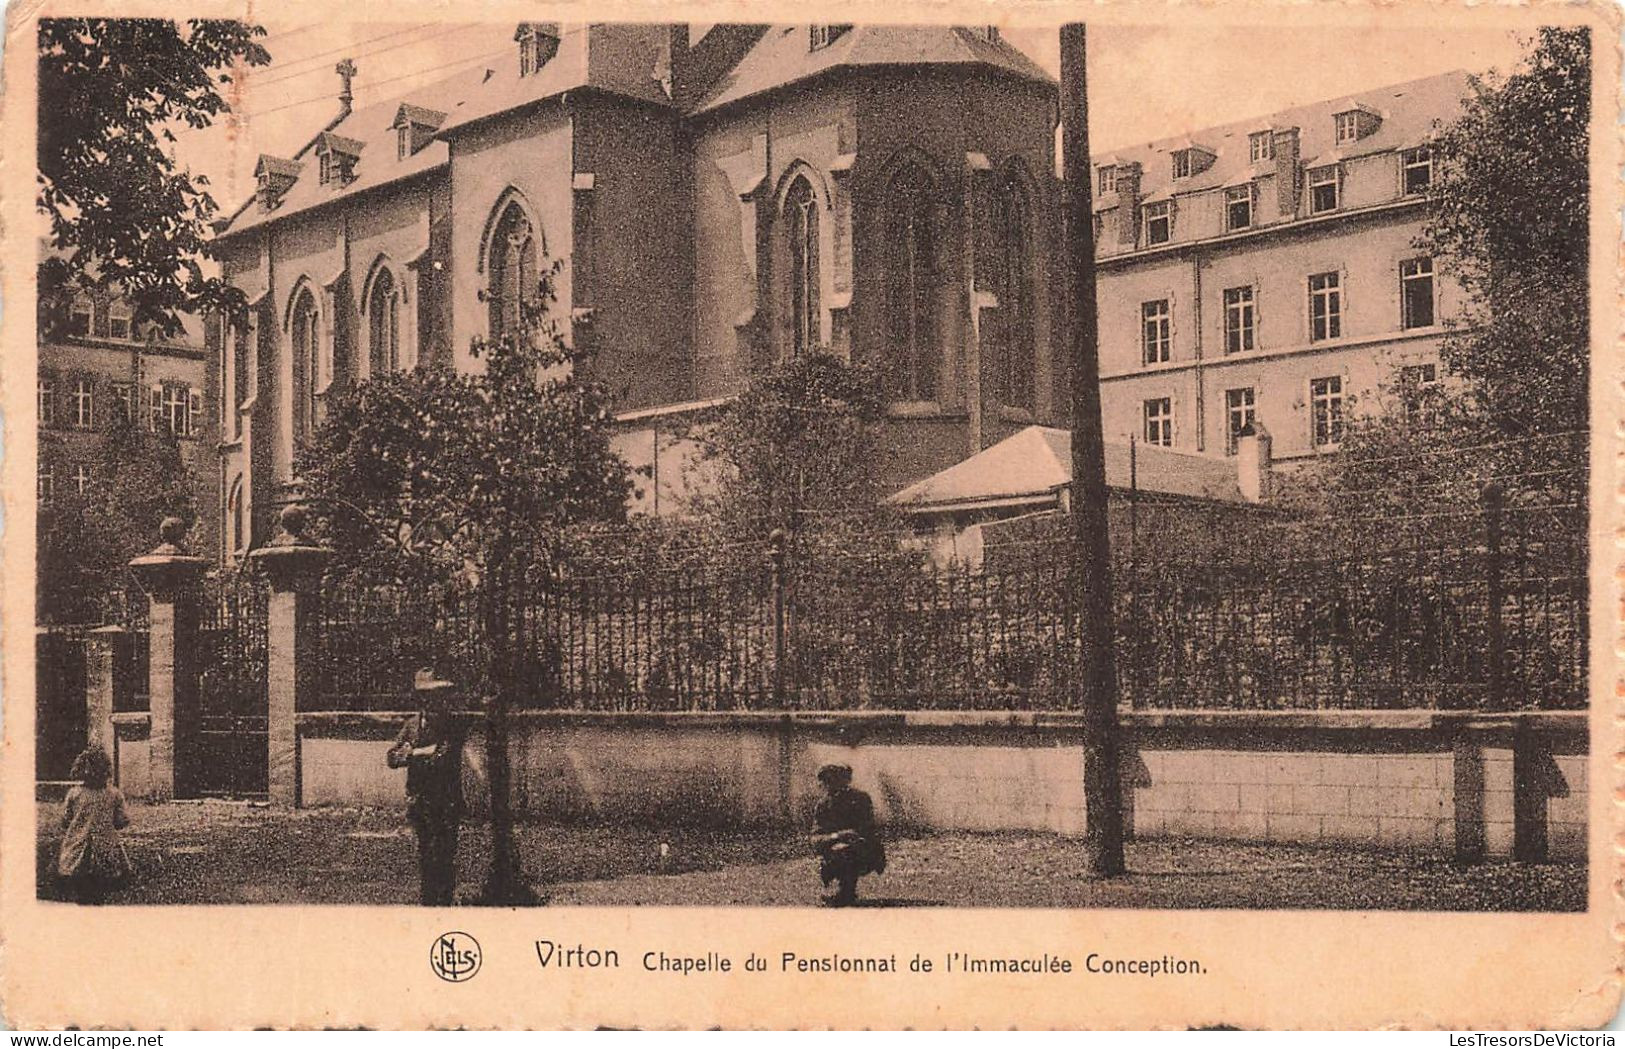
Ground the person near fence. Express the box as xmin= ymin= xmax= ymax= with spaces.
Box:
xmin=57 ymin=746 xmax=132 ymax=905
xmin=387 ymin=684 xmax=467 ymax=906
xmin=810 ymin=762 xmax=885 ymax=907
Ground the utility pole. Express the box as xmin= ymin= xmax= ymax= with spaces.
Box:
xmin=1061 ymin=23 xmax=1126 ymax=876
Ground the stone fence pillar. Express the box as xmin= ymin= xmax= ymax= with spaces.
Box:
xmin=83 ymin=625 xmax=125 ymax=760
xmin=249 ymin=505 xmax=331 ymax=807
xmin=128 ymin=518 xmax=208 ymax=801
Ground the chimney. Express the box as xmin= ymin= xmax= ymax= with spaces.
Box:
xmin=1236 ymin=423 xmax=1273 ymax=503
xmin=1273 ymin=127 xmax=1300 ymax=218
xmin=335 ymin=59 xmax=357 ymax=120
xmin=1115 ymin=161 xmax=1142 ymax=247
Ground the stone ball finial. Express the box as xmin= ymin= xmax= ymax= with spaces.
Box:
xmin=159 ymin=517 xmax=187 ymax=546
xmin=279 ymin=503 xmax=309 ymax=541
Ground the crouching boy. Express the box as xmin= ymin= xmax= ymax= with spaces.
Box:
xmin=810 ymin=762 xmax=885 ymax=907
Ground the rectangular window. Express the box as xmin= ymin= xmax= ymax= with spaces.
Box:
xmin=112 ymin=382 xmax=134 ymax=423
xmin=1223 ymin=286 xmax=1255 ymax=354
xmin=38 ymin=377 xmax=55 ymax=426
xmin=67 ymin=296 xmax=92 ymax=337
xmin=1098 ymin=166 xmax=1116 ymax=195
xmin=1308 ymin=166 xmax=1340 ymax=214
xmin=1143 ymin=397 xmax=1173 ymax=448
xmin=162 ymin=385 xmax=190 ymax=437
xmin=1143 ymin=201 xmax=1171 ymax=245
xmin=73 ymin=377 xmax=94 ymax=428
xmin=1225 ymin=186 xmax=1253 ymax=231
xmin=1399 ymin=362 xmax=1439 ymax=420
xmin=188 ymin=389 xmax=203 ymax=437
xmin=1400 ymin=257 xmax=1435 ymax=329
xmin=108 ymin=301 xmax=132 ymax=340
xmin=38 ymin=464 xmax=53 ymax=505
xmin=1402 ymin=147 xmax=1433 ymax=195
xmin=1400 ymin=362 xmax=1438 ymax=387
xmin=1249 ymin=131 xmax=1274 ymax=164
xmin=1310 ymin=376 xmax=1344 ymax=447
xmin=1225 ymin=387 xmax=1256 ymax=454
xmin=1141 ymin=299 xmax=1171 ymax=365
xmin=1172 ymin=151 xmax=1192 ymax=179
xmin=1335 ymin=111 xmax=1360 ymax=145
xmin=1308 ymin=272 xmax=1342 ymax=342
xmin=73 ymin=463 xmax=91 ymax=495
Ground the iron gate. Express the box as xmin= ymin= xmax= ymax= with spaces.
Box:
xmin=192 ymin=576 xmax=270 ymax=798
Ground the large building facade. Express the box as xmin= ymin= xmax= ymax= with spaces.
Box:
xmin=1092 ymin=72 xmax=1468 ymax=463
xmin=213 ymin=23 xmax=1064 ymax=558
xmin=37 ymin=288 xmax=212 ymax=560
xmin=212 ymin=24 xmax=1470 ymax=557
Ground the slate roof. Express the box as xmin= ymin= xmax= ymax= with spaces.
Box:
xmin=220 ymin=25 xmax=1055 ymax=238
xmin=222 ymin=62 xmax=494 ymax=237
xmin=1092 ymin=70 xmax=1471 ymax=213
xmin=692 ymin=25 xmax=1055 ymax=113
xmin=890 ymin=425 xmax=1246 ymax=511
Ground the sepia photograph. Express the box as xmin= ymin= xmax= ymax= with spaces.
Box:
xmin=4 ymin=0 xmax=1618 ymax=1031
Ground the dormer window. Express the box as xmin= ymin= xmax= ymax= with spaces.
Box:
xmin=810 ymin=25 xmax=850 ymax=50
xmin=108 ymin=299 xmax=132 ymax=340
xmin=68 ymin=294 xmax=93 ymax=336
xmin=393 ymin=104 xmax=448 ymax=159
xmin=1334 ymin=105 xmax=1381 ymax=145
xmin=1143 ymin=201 xmax=1172 ymax=245
xmin=1308 ymin=164 xmax=1340 ymax=213
xmin=315 ymin=132 xmax=363 ymax=186
xmin=1171 ymin=146 xmax=1215 ymax=180
xmin=1098 ymin=165 xmax=1117 ymax=195
xmin=255 ymin=155 xmax=301 ymax=210
xmin=1402 ymin=147 xmax=1433 ymax=195
xmin=517 ymin=22 xmax=560 ymax=76
xmin=1248 ymin=131 xmax=1274 ymax=163
xmin=1225 ymin=185 xmax=1253 ymax=231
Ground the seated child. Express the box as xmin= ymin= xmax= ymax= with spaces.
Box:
xmin=809 ymin=762 xmax=885 ymax=907
xmin=57 ymin=746 xmax=131 ymax=905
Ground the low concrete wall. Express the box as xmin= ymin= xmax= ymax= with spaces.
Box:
xmin=287 ymin=708 xmax=1588 ymax=861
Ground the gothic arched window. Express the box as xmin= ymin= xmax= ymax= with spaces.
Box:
xmin=227 ymin=475 xmax=245 ymax=556
xmin=289 ymin=288 xmax=319 ymax=441
xmin=368 ymin=267 xmax=400 ymax=374
xmin=488 ymin=201 xmax=538 ymax=341
xmin=784 ymin=175 xmax=821 ymax=357
xmin=992 ymin=173 xmax=1035 ymax=411
xmin=882 ymin=162 xmax=939 ymax=402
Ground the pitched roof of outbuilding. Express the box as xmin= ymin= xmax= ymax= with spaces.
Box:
xmin=691 ymin=25 xmax=1055 ymax=113
xmin=890 ymin=425 xmax=1246 ymax=511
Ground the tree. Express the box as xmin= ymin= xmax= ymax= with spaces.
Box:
xmin=299 ymin=262 xmax=630 ymax=904
xmin=38 ymin=416 xmax=197 ymax=623
xmin=680 ymin=351 xmax=901 ymax=552
xmin=37 ymin=18 xmax=269 ymax=336
xmin=1290 ymin=26 xmax=1592 ymax=520
xmin=1421 ymin=26 xmax=1590 ymax=439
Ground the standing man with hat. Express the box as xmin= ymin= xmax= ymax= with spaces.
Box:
xmin=810 ymin=762 xmax=885 ymax=907
xmin=388 ymin=671 xmax=467 ymax=906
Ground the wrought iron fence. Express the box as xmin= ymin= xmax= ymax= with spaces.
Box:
xmin=302 ymin=434 xmax=1587 ymax=714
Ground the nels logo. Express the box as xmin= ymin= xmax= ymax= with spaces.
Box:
xmin=431 ymin=932 xmax=482 ymax=982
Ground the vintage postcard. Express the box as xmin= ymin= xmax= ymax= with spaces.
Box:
xmin=1 ymin=0 xmax=1619 ymax=1030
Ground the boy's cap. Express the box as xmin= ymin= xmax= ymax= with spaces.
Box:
xmin=817 ymin=762 xmax=854 ymax=785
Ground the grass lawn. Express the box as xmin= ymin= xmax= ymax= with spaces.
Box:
xmin=35 ymin=800 xmax=1586 ymax=910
